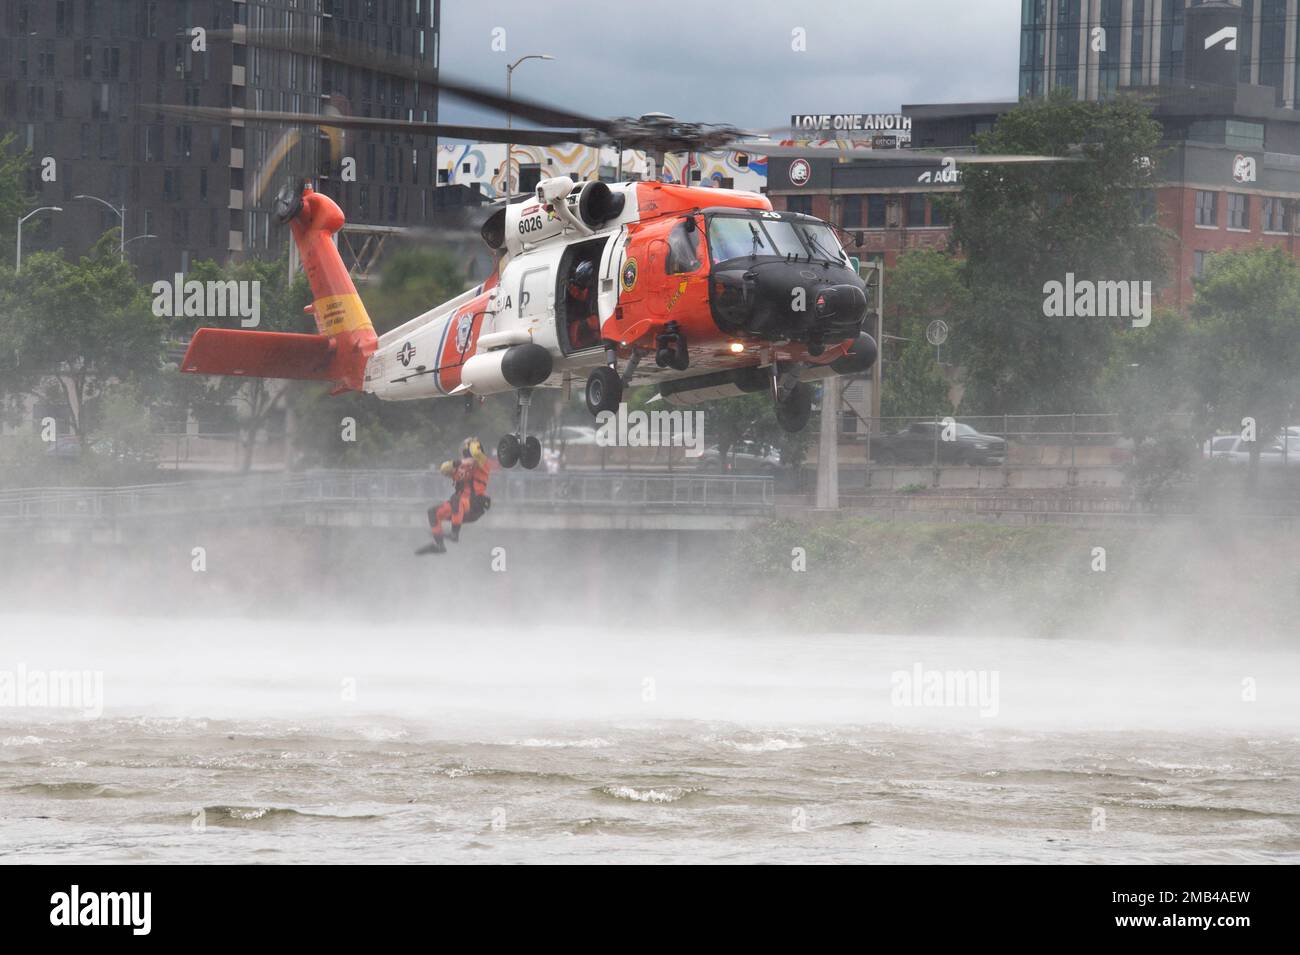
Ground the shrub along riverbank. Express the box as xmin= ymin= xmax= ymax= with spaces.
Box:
xmin=711 ymin=518 xmax=1299 ymax=642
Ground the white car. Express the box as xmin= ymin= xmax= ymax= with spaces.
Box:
xmin=1205 ymin=434 xmax=1300 ymax=466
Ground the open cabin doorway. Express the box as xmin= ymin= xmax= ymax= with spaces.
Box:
xmin=555 ymin=237 xmax=610 ymax=356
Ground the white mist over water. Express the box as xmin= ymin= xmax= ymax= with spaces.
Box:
xmin=1 ymin=613 xmax=1296 ymax=731
xmin=2 ymin=614 xmax=1298 ymax=863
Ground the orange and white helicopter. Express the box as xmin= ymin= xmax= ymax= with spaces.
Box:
xmin=171 ymin=31 xmax=1069 ymax=470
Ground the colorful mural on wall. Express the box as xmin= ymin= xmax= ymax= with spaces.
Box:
xmin=436 ymin=142 xmax=769 ymax=197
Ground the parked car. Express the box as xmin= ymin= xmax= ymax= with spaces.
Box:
xmin=695 ymin=440 xmax=782 ymax=473
xmin=870 ymin=421 xmax=1007 ymax=466
xmin=1205 ymin=434 xmax=1300 ymax=467
xmin=1202 ymin=435 xmax=1241 ymax=460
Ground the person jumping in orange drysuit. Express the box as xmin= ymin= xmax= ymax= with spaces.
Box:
xmin=417 ymin=437 xmax=492 ymax=556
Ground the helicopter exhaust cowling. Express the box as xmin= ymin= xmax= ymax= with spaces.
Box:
xmin=458 ymin=343 xmax=553 ymax=395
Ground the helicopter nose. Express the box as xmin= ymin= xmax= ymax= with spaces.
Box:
xmin=711 ymin=261 xmax=868 ymax=344
xmin=811 ymin=283 xmax=868 ymax=323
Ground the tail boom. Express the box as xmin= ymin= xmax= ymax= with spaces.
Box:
xmin=181 ymin=184 xmax=377 ymax=393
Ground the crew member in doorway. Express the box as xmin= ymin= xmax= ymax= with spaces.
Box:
xmin=416 ymin=437 xmax=493 ymax=556
xmin=566 ymin=260 xmax=600 ymax=350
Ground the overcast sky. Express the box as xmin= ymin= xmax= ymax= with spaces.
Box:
xmin=437 ymin=0 xmax=1024 ymax=132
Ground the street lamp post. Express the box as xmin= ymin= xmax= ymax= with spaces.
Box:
xmin=74 ymin=194 xmax=126 ymax=260
xmin=16 ymin=206 xmax=63 ymax=273
xmin=505 ymin=53 xmax=554 ymax=198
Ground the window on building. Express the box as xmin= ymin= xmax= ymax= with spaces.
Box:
xmin=1227 ymin=193 xmax=1249 ymax=230
xmin=929 ymin=197 xmax=950 ymax=227
xmin=1262 ymin=197 xmax=1290 ymax=233
xmin=785 ymin=195 xmax=813 ymax=214
xmin=841 ymin=196 xmax=863 ymax=229
xmin=867 ymin=194 xmax=887 ymax=228
xmin=905 ymin=194 xmax=927 ymax=227
xmin=1195 ymin=190 xmax=1218 ymax=227
xmin=1135 ymin=188 xmax=1157 ymax=223
xmin=1193 ymin=250 xmax=1213 ymax=278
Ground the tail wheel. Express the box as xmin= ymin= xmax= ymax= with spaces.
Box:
xmin=775 ymin=381 xmax=813 ymax=433
xmin=498 ymin=433 xmax=521 ymax=469
xmin=585 ymin=366 xmax=623 ymax=416
xmin=521 ymin=436 xmax=542 ymax=470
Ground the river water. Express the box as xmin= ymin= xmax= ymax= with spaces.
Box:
xmin=1 ymin=614 xmax=1297 ymax=863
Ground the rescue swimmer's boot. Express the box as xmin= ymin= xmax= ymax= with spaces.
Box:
xmin=415 ymin=535 xmax=446 ymax=556
xmin=449 ymin=524 xmax=460 ymax=543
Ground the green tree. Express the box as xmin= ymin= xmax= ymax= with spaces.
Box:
xmin=0 ymin=132 xmax=36 ymax=249
xmin=882 ymin=249 xmax=965 ymax=418
xmin=1186 ymin=246 xmax=1300 ymax=487
xmin=950 ymin=90 xmax=1167 ymax=413
xmin=0 ymin=231 xmax=161 ymax=441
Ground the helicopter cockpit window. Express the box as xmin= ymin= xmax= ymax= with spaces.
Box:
xmin=708 ymin=213 xmax=816 ymax=263
xmin=759 ymin=218 xmax=808 ymax=258
xmin=708 ymin=216 xmax=759 ymax=263
xmin=794 ymin=221 xmax=849 ymax=265
xmin=665 ymin=219 xmax=701 ymax=274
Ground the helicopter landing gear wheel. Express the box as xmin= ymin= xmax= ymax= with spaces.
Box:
xmin=774 ymin=381 xmax=813 ymax=433
xmin=520 ymin=436 xmax=542 ymax=470
xmin=585 ymin=366 xmax=623 ymax=416
xmin=498 ymin=388 xmax=538 ymax=469
xmin=498 ymin=433 xmax=522 ymax=469
xmin=770 ymin=362 xmax=812 ymax=434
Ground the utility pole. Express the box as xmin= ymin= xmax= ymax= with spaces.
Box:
xmin=816 ymin=376 xmax=840 ymax=509
xmin=866 ymin=261 xmax=884 ymax=425
xmin=504 ymin=53 xmax=554 ymax=197
xmin=74 ymin=194 xmax=125 ymax=261
xmin=16 ymin=206 xmax=63 ymax=273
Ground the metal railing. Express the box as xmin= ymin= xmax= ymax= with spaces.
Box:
xmin=0 ymin=469 xmax=775 ymax=526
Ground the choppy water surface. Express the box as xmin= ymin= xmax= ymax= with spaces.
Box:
xmin=1 ymin=615 xmax=1297 ymax=863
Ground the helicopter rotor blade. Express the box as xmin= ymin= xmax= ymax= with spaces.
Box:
xmin=731 ymin=140 xmax=1083 ymax=164
xmin=210 ymin=29 xmax=612 ymax=132
xmin=145 ymin=104 xmax=583 ymax=147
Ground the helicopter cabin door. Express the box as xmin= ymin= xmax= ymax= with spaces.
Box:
xmin=647 ymin=215 xmax=705 ymax=319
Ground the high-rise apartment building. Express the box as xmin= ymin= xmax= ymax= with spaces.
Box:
xmin=1 ymin=0 xmax=440 ymax=279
